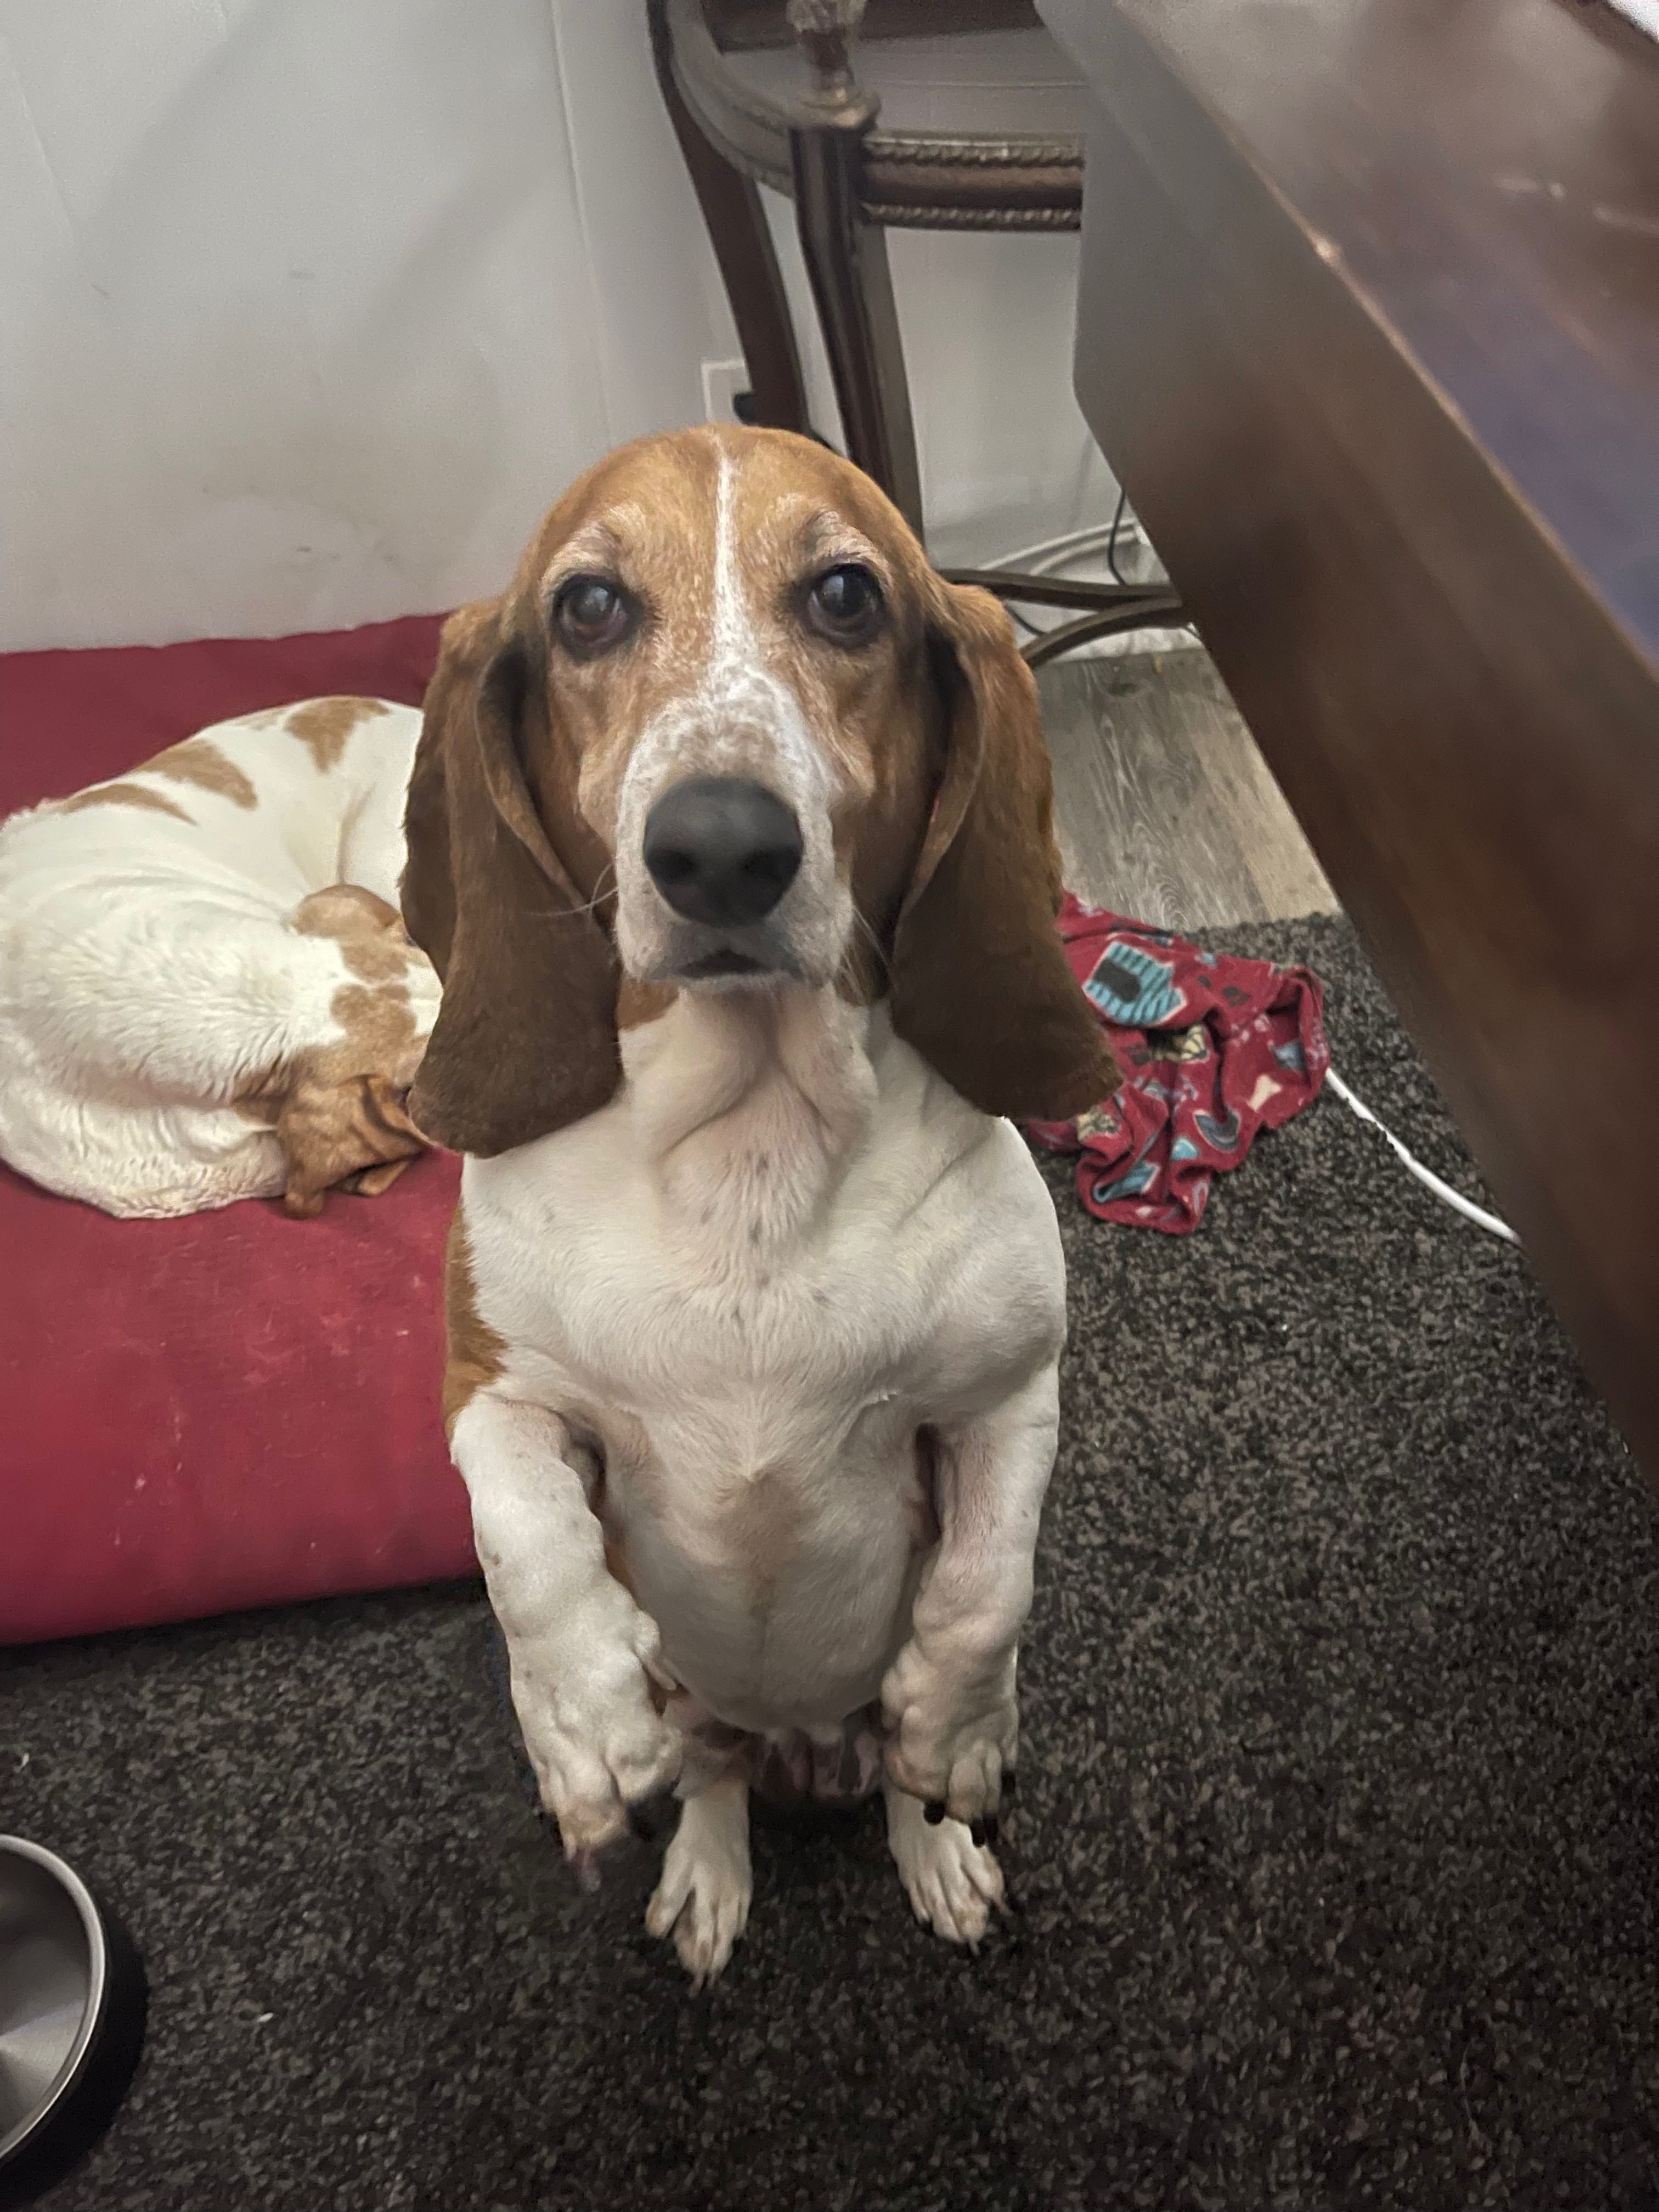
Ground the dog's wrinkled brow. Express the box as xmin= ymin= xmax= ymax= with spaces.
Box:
xmin=797 ymin=512 xmax=892 ymax=591
xmin=541 ymin=518 xmax=633 ymax=596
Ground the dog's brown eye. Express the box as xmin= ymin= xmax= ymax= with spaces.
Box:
xmin=554 ymin=574 xmax=633 ymax=655
xmin=805 ymin=563 xmax=883 ymax=645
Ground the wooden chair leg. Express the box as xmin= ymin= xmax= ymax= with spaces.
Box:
xmin=790 ymin=122 xmax=924 ymax=537
xmin=647 ymin=0 xmax=811 ymax=435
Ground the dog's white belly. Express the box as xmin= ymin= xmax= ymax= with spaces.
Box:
xmin=494 ymin=1245 xmax=946 ymax=1736
xmin=465 ymin=1010 xmax=1068 ymax=1748
xmin=606 ymin=1390 xmax=931 ymax=1734
xmin=469 ymin=1053 xmax=1066 ymax=1743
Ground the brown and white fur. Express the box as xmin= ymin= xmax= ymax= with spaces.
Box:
xmin=0 ymin=697 xmax=439 ymax=1218
xmin=404 ymin=427 xmax=1118 ymax=1986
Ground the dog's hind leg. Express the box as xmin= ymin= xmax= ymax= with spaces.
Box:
xmin=645 ymin=1768 xmax=752 ymax=1990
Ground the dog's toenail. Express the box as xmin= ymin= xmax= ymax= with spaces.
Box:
xmin=924 ymin=1799 xmax=946 ymax=1825
xmin=969 ymin=1817 xmax=987 ymax=1847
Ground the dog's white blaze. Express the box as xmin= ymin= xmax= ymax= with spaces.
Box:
xmin=611 ymin=435 xmax=846 ymax=985
xmin=709 ymin=447 xmax=752 ymax=674
xmin=692 ymin=444 xmax=830 ymax=805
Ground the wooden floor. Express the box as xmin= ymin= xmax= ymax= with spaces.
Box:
xmin=1039 ymin=645 xmax=1340 ymax=932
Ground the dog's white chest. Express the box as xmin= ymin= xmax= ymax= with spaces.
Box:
xmin=461 ymin=997 xmax=1065 ymax=1730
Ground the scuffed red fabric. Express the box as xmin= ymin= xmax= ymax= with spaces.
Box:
xmin=0 ymin=615 xmax=474 ymax=1645
xmin=1026 ymin=896 xmax=1329 ymax=1234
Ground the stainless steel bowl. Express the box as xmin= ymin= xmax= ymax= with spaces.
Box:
xmin=0 ymin=1837 xmax=110 ymax=2168
xmin=0 ymin=1836 xmax=147 ymax=2207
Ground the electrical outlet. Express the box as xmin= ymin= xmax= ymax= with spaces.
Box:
xmin=701 ymin=358 xmax=752 ymax=424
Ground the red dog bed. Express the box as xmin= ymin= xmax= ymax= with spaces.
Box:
xmin=0 ymin=618 xmax=477 ymax=1644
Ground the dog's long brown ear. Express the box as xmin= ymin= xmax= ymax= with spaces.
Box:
xmin=888 ymin=580 xmax=1119 ymax=1121
xmin=401 ymin=600 xmax=621 ymax=1156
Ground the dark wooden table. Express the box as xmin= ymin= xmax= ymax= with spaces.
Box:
xmin=1040 ymin=0 xmax=1659 ymax=1475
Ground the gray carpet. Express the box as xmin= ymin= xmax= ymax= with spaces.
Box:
xmin=5 ymin=915 xmax=1656 ymax=2212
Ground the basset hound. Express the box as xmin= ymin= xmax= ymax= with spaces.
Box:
xmin=403 ymin=426 xmax=1118 ymax=1985
xmin=0 ymin=697 xmax=439 ymax=1218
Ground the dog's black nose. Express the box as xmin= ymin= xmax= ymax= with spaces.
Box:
xmin=643 ymin=776 xmax=803 ymax=928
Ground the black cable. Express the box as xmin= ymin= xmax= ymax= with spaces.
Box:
xmin=1105 ymin=483 xmax=1130 ymax=587
xmin=1000 ymin=487 xmax=1138 ymax=639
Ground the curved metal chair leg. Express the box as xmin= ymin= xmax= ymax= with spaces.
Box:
xmin=943 ymin=568 xmax=1176 ymax=615
xmin=1020 ymin=594 xmax=1188 ymax=669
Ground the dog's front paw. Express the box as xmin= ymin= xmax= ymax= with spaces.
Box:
xmin=510 ymin=1585 xmax=683 ymax=1860
xmin=885 ymin=1782 xmax=1005 ymax=1946
xmin=880 ymin=1637 xmax=1017 ymax=1830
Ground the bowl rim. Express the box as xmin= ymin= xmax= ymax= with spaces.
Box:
xmin=0 ymin=1835 xmax=110 ymax=2165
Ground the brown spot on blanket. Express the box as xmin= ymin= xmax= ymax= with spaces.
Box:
xmin=286 ymin=696 xmax=392 ymax=773
xmin=58 ymin=782 xmax=192 ymax=822
xmin=143 ymin=736 xmax=257 ymax=809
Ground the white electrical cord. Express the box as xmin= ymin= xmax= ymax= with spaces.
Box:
xmin=988 ymin=521 xmax=1137 ymax=575
xmin=1324 ymin=1065 xmax=1519 ymax=1245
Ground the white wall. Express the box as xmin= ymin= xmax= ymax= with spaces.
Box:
xmin=1 ymin=1 xmax=1112 ymax=653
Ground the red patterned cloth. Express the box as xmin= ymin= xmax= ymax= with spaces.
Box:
xmin=1027 ymin=898 xmax=1330 ymax=1234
